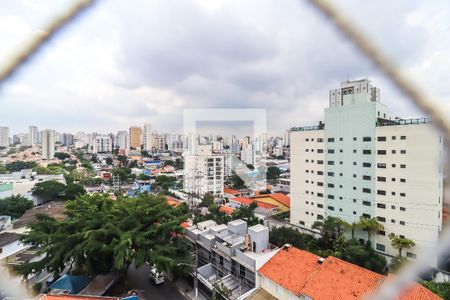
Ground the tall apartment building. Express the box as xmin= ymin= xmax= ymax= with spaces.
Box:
xmin=129 ymin=126 xmax=142 ymax=150
xmin=0 ymin=127 xmax=9 ymax=147
xmin=62 ymin=133 xmax=74 ymax=147
xmin=93 ymin=134 xmax=113 ymax=153
xmin=41 ymin=129 xmax=55 ymax=160
xmin=28 ymin=125 xmax=39 ymax=146
xmin=184 ymin=144 xmax=224 ymax=196
xmin=290 ymin=79 xmax=443 ymax=261
xmin=142 ymin=123 xmax=152 ymax=151
xmin=116 ymin=131 xmax=129 ymax=150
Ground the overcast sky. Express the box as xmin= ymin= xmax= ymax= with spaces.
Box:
xmin=0 ymin=0 xmax=449 ymax=135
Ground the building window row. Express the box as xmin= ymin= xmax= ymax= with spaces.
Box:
xmin=378 ymin=136 xmax=407 ymax=141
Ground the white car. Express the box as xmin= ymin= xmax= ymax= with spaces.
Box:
xmin=149 ymin=266 xmax=164 ymax=285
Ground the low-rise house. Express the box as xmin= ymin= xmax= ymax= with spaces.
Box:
xmin=253 ymin=245 xmax=440 ymax=300
xmin=250 ymin=193 xmax=290 ymax=212
xmin=185 ymin=219 xmax=278 ymax=299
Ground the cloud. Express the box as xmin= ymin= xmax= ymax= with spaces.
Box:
xmin=0 ymin=0 xmax=449 ymax=135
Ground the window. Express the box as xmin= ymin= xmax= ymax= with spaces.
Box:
xmin=377 ymin=190 xmax=386 ymax=195
xmin=317 ymin=214 xmax=324 ymax=220
xmin=377 ymin=163 xmax=386 ymax=168
xmin=400 ymin=136 xmax=406 ymax=140
xmin=328 ymin=161 xmax=334 ymax=165
xmin=392 ymin=178 xmax=396 ymax=182
xmin=339 ymin=137 xmax=343 ymax=141
xmin=377 ymin=203 xmax=386 ymax=209
xmin=392 ymin=136 xmax=396 ymax=140
xmin=353 ymin=174 xmax=356 ymax=178
xmin=376 ymin=243 xmax=386 ymax=252
xmin=328 ymin=172 xmax=335 ymax=176
xmin=353 ymin=186 xmax=357 ymax=190
xmin=305 ymin=149 xmax=309 ymax=152
xmin=400 ymin=207 xmax=406 ymax=211
xmin=328 ymin=149 xmax=335 ymax=153
xmin=392 ymin=164 xmax=396 ymax=168
xmin=328 ymin=195 xmax=335 ymax=199
xmin=391 ymin=219 xmax=396 ymax=223
xmin=317 ymin=160 xmax=323 ymax=165
xmin=362 ymin=213 xmax=371 ymax=218
xmin=391 ymin=192 xmax=396 ymax=196
xmin=353 ymin=137 xmax=357 ymax=141
xmin=327 ymin=206 xmax=334 ymax=211
xmin=400 ymin=221 xmax=405 ymax=225
xmin=400 ymin=193 xmax=406 ymax=197
xmin=317 ymin=203 xmax=323 ymax=208
xmin=363 ymin=162 xmax=371 ymax=167
xmin=339 ymin=149 xmax=343 ymax=153
xmin=318 ymin=171 xmax=323 ymax=175
xmin=328 ymin=183 xmax=335 ymax=188
xmin=377 ymin=176 xmax=386 ymax=182
xmin=317 ymin=138 xmax=323 ymax=142
xmin=377 ymin=216 xmax=386 ymax=222
xmin=305 ymin=138 xmax=309 ymax=142
xmin=363 ymin=175 xmax=371 ymax=181
xmin=353 ymin=199 xmax=357 ymax=203
xmin=363 ymin=137 xmax=372 ymax=142
xmin=363 ymin=188 xmax=371 ymax=193
xmin=353 ymin=149 xmax=357 ymax=153
xmin=400 ymin=150 xmax=406 ymax=154
xmin=328 ymin=138 xmax=335 ymax=142
xmin=339 ymin=161 xmax=343 ymax=165
xmin=406 ymin=252 xmax=417 ymax=259
xmin=400 ymin=164 xmax=406 ymax=168
xmin=362 ymin=201 xmax=371 ymax=206
xmin=318 ymin=149 xmax=323 ymax=153
xmin=363 ymin=150 xmax=371 ymax=154
xmin=392 ymin=150 xmax=396 ymax=154
xmin=353 ymin=162 xmax=357 ymax=166
xmin=317 ymin=193 xmax=323 ymax=197
xmin=299 ymin=221 xmax=305 ymax=225
xmin=317 ymin=182 xmax=323 ymax=186
xmin=400 ymin=178 xmax=406 ymax=183
xmin=378 ymin=230 xmax=386 ymax=236
xmin=305 ymin=159 xmax=309 ymax=163
xmin=377 ymin=136 xmax=386 ymax=142
xmin=377 ymin=150 xmax=386 ymax=155
xmin=339 ymin=173 xmax=343 ymax=176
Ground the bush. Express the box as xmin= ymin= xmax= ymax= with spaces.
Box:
xmin=0 ymin=195 xmax=34 ymax=219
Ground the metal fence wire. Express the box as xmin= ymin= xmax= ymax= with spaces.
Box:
xmin=0 ymin=0 xmax=449 ymax=299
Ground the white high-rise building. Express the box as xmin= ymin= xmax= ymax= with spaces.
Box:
xmin=93 ymin=134 xmax=113 ymax=153
xmin=28 ymin=125 xmax=39 ymax=146
xmin=142 ymin=123 xmax=152 ymax=151
xmin=0 ymin=127 xmax=9 ymax=148
xmin=116 ymin=131 xmax=129 ymax=150
xmin=41 ymin=129 xmax=55 ymax=160
xmin=184 ymin=144 xmax=224 ymax=196
xmin=290 ymin=79 xmax=443 ymax=261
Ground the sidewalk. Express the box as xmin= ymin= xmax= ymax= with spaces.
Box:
xmin=173 ymin=278 xmax=208 ymax=300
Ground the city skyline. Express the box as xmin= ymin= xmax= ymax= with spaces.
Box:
xmin=2 ymin=0 xmax=449 ymax=134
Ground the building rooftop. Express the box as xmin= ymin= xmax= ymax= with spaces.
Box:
xmin=0 ymin=232 xmax=21 ymax=247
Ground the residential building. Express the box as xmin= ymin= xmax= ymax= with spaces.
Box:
xmin=142 ymin=123 xmax=152 ymax=151
xmin=41 ymin=129 xmax=55 ymax=160
xmin=290 ymin=79 xmax=443 ymax=261
xmin=62 ymin=133 xmax=74 ymax=147
xmin=116 ymin=130 xmax=129 ymax=150
xmin=253 ymin=244 xmax=440 ymax=300
xmin=251 ymin=193 xmax=290 ymax=212
xmin=0 ymin=126 xmax=9 ymax=147
xmin=129 ymin=126 xmax=142 ymax=150
xmin=185 ymin=219 xmax=278 ymax=299
xmin=28 ymin=125 xmax=39 ymax=146
xmin=93 ymin=134 xmax=113 ymax=153
xmin=184 ymin=144 xmax=224 ymax=196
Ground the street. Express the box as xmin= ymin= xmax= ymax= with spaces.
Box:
xmin=126 ymin=263 xmax=187 ymax=300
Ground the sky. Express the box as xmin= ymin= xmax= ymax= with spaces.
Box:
xmin=0 ymin=0 xmax=449 ymax=135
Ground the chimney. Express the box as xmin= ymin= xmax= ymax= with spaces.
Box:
xmin=283 ymin=244 xmax=292 ymax=251
xmin=318 ymin=257 xmax=325 ymax=264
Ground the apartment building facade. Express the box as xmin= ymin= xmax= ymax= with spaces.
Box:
xmin=290 ymin=79 xmax=443 ymax=261
xmin=41 ymin=129 xmax=55 ymax=160
xmin=129 ymin=126 xmax=142 ymax=150
xmin=93 ymin=134 xmax=113 ymax=153
xmin=184 ymin=144 xmax=224 ymax=196
xmin=0 ymin=127 xmax=9 ymax=148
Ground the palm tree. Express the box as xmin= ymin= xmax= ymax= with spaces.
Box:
xmin=357 ymin=216 xmax=384 ymax=244
xmin=388 ymin=233 xmax=415 ymax=257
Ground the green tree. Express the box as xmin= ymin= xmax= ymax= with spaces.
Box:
xmin=0 ymin=195 xmax=33 ymax=219
xmin=105 ymin=157 xmax=113 ymax=165
xmin=228 ymin=173 xmax=246 ymax=189
xmin=231 ymin=202 xmax=260 ymax=226
xmin=6 ymin=161 xmax=37 ymax=172
xmin=0 ymin=165 xmax=9 ymax=174
xmin=54 ymin=152 xmax=71 ymax=160
xmin=154 ymin=175 xmax=176 ymax=191
xmin=31 ymin=180 xmax=66 ymax=202
xmin=200 ymin=193 xmax=214 ymax=208
xmin=357 ymin=216 xmax=384 ymax=244
xmin=17 ymin=193 xmax=191 ymax=278
xmin=421 ymin=281 xmax=450 ymax=299
xmin=64 ymin=183 xmax=86 ymax=200
xmin=138 ymin=174 xmax=151 ymax=181
xmin=266 ymin=166 xmax=281 ymax=182
xmin=388 ymin=233 xmax=415 ymax=258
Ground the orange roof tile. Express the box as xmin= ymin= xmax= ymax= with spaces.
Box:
xmin=219 ymin=205 xmax=235 ymax=215
xmin=386 ymin=274 xmax=442 ymax=300
xmin=224 ymin=188 xmax=241 ymax=195
xmin=301 ymin=256 xmax=384 ymax=300
xmin=256 ymin=202 xmax=278 ymax=210
xmin=252 ymin=193 xmax=290 ymax=208
xmin=166 ymin=196 xmax=181 ymax=207
xmin=181 ymin=222 xmax=190 ymax=228
xmin=231 ymin=197 xmax=253 ymax=206
xmin=259 ymin=246 xmax=322 ymax=296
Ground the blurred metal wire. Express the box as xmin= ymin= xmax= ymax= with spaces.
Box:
xmin=0 ymin=0 xmax=96 ymax=85
xmin=303 ymin=0 xmax=450 ymax=299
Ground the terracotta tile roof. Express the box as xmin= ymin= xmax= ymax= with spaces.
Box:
xmin=224 ymin=188 xmax=241 ymax=195
xmin=258 ymin=246 xmax=322 ymax=296
xmin=231 ymin=197 xmax=253 ymax=206
xmin=386 ymin=275 xmax=442 ymax=300
xmin=181 ymin=222 xmax=190 ymax=228
xmin=256 ymin=202 xmax=278 ymax=210
xmin=166 ymin=196 xmax=181 ymax=207
xmin=301 ymin=256 xmax=384 ymax=300
xmin=252 ymin=193 xmax=290 ymax=208
xmin=219 ymin=205 xmax=235 ymax=215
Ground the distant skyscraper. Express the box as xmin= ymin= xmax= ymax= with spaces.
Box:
xmin=0 ymin=127 xmax=9 ymax=147
xmin=142 ymin=123 xmax=152 ymax=151
xmin=41 ymin=129 xmax=55 ymax=160
xmin=129 ymin=126 xmax=142 ymax=150
xmin=93 ymin=134 xmax=113 ymax=153
xmin=62 ymin=133 xmax=74 ymax=146
xmin=116 ymin=131 xmax=129 ymax=150
xmin=28 ymin=125 xmax=39 ymax=146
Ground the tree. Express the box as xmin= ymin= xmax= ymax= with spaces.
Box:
xmin=138 ymin=174 xmax=151 ymax=181
xmin=5 ymin=161 xmax=37 ymax=172
xmin=421 ymin=281 xmax=450 ymax=299
xmin=105 ymin=157 xmax=113 ymax=165
xmin=266 ymin=166 xmax=281 ymax=182
xmin=357 ymin=216 xmax=384 ymax=244
xmin=231 ymin=202 xmax=260 ymax=226
xmin=64 ymin=183 xmax=86 ymax=200
xmin=31 ymin=180 xmax=66 ymax=202
xmin=200 ymin=193 xmax=214 ymax=208
xmin=54 ymin=152 xmax=71 ymax=160
xmin=154 ymin=175 xmax=176 ymax=191
xmin=0 ymin=165 xmax=8 ymax=174
xmin=228 ymin=172 xmax=246 ymax=189
xmin=0 ymin=195 xmax=33 ymax=219
xmin=388 ymin=233 xmax=415 ymax=258
xmin=17 ymin=193 xmax=191 ymax=279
